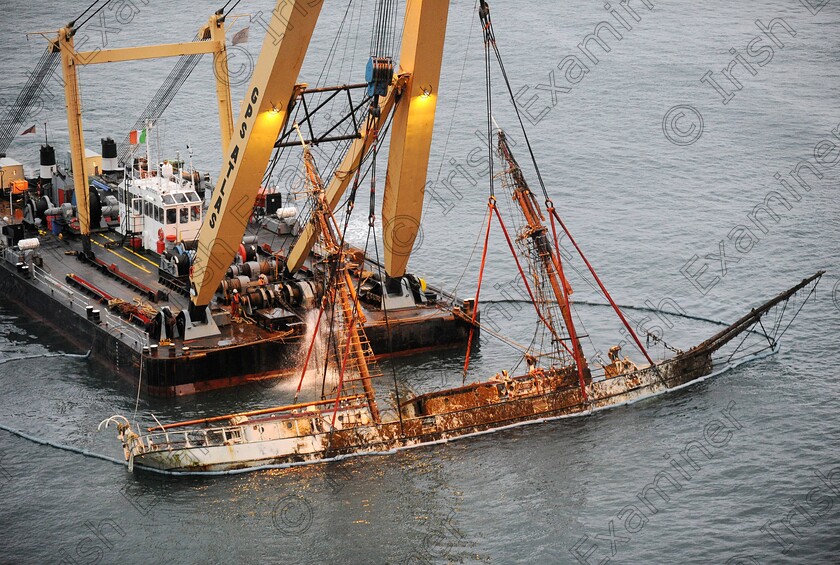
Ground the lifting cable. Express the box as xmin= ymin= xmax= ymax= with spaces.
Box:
xmin=371 ymin=215 xmax=405 ymax=435
xmin=72 ymin=0 xmax=104 ymax=27
xmin=461 ymin=198 xmax=494 ymax=379
xmin=479 ymin=1 xmax=546 ymax=202
xmin=479 ymin=1 xmax=494 ymax=199
xmin=360 ymin=107 xmax=407 ymax=433
xmin=223 ymin=0 xmax=241 ymax=19
xmin=478 ymin=1 xmax=655 ymax=369
xmin=370 ymin=0 xmax=398 ymax=58
xmin=75 ymin=1 xmax=112 ymax=31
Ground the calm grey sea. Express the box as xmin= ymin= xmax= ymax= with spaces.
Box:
xmin=1 ymin=1 xmax=839 ymax=563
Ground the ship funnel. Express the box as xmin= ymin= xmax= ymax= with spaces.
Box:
xmin=40 ymin=144 xmax=56 ymax=179
xmin=101 ymin=137 xmax=118 ymax=172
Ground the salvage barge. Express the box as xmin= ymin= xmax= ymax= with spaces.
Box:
xmin=0 ymin=145 xmax=473 ymax=396
xmin=0 ymin=3 xmax=478 ymax=396
xmin=0 ymin=206 xmax=473 ymax=397
xmin=0 ymin=119 xmax=474 ymax=398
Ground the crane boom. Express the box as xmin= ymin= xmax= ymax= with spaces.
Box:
xmin=51 ymin=12 xmax=234 ymax=257
xmin=381 ymin=0 xmax=449 ymax=278
xmin=189 ymin=0 xmax=323 ymax=309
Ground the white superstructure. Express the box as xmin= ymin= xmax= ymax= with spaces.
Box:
xmin=116 ymin=160 xmax=203 ymax=252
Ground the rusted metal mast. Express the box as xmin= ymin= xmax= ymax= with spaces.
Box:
xmin=497 ymin=132 xmax=589 ymax=380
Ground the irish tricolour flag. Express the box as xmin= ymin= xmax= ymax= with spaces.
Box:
xmin=129 ymin=129 xmax=147 ymax=144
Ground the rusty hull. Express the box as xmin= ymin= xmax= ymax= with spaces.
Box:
xmin=127 ymin=347 xmax=717 ymax=473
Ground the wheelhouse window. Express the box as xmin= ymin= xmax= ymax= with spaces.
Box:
xmin=180 ymin=208 xmax=189 ymax=224
xmin=190 ymin=206 xmax=201 ymax=222
xmin=166 ymin=207 xmax=176 ymax=225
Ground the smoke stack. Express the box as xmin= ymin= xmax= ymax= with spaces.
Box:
xmin=40 ymin=144 xmax=56 ymax=179
xmin=101 ymin=137 xmax=118 ymax=173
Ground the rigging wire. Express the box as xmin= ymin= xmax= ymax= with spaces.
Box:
xmin=118 ymin=30 xmax=207 ymax=163
xmin=76 ymin=1 xmax=113 ymax=31
xmin=223 ymin=0 xmax=242 ymax=19
xmin=772 ymin=283 xmax=819 ymax=343
xmin=0 ymin=48 xmax=59 ymax=152
xmin=260 ymin=2 xmax=371 ymax=255
xmin=431 ymin=0 xmax=479 ymax=209
xmin=447 ymin=198 xmax=489 ymax=302
xmin=72 ymin=0 xmax=104 ymax=27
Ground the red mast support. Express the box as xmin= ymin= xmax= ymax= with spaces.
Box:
xmin=549 ymin=207 xmax=656 ymax=368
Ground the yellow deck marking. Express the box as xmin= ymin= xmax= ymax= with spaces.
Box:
xmin=97 ymin=233 xmax=158 ymax=267
xmin=92 ymin=239 xmax=150 ymax=274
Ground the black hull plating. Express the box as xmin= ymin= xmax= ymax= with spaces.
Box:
xmin=0 ymin=263 xmax=472 ymax=396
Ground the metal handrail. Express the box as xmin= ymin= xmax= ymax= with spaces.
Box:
xmin=136 ymin=407 xmax=366 ymax=452
xmin=31 ymin=262 xmax=148 ymax=348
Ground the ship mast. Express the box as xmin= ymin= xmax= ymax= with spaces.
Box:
xmin=301 ymin=143 xmax=381 ymax=424
xmin=496 ymin=131 xmax=589 ymax=379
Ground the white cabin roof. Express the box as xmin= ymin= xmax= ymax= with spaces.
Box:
xmin=127 ymin=175 xmax=201 ymax=208
xmin=0 ymin=156 xmax=23 ymax=168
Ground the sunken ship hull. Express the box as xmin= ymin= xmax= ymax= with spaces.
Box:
xmin=113 ymin=341 xmax=721 ymax=473
xmin=112 ymin=271 xmax=819 ymax=473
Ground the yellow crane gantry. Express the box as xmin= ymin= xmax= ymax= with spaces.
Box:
xmin=186 ymin=0 xmax=450 ymax=333
xmin=52 ymin=10 xmax=235 ymax=254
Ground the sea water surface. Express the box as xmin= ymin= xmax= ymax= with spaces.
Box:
xmin=1 ymin=1 xmax=839 ymax=563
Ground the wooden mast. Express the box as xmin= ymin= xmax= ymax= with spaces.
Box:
xmin=303 ymin=150 xmax=381 ymax=424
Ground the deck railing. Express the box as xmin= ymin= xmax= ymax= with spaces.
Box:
xmin=133 ymin=407 xmax=370 ymax=454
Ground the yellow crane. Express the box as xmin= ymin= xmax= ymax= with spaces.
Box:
xmin=185 ymin=0 xmax=450 ymax=335
xmin=51 ymin=10 xmax=235 ymax=256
